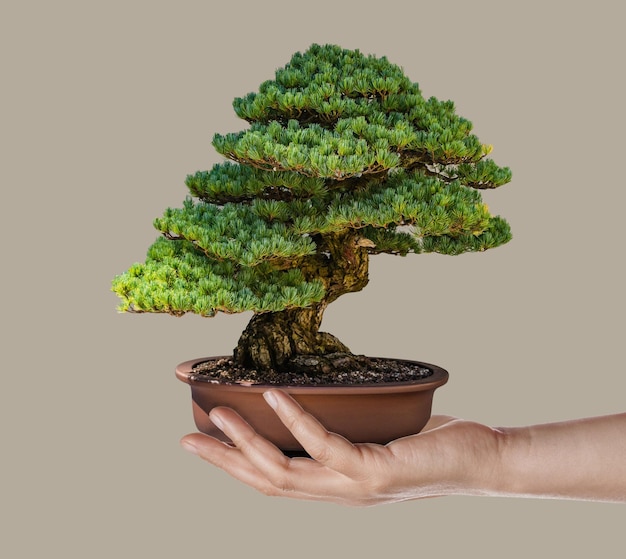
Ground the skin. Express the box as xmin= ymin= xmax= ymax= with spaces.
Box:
xmin=180 ymin=390 xmax=626 ymax=506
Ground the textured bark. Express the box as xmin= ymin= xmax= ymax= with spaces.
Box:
xmin=234 ymin=232 xmax=370 ymax=372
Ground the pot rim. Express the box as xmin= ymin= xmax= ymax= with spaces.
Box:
xmin=175 ymin=356 xmax=449 ymax=394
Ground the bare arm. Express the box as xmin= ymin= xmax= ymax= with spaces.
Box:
xmin=496 ymin=414 xmax=626 ymax=502
xmin=180 ymin=390 xmax=626 ymax=505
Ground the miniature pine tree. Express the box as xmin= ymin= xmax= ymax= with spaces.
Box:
xmin=112 ymin=44 xmax=512 ymax=373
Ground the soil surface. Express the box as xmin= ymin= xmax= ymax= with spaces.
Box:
xmin=191 ymin=353 xmax=433 ymax=385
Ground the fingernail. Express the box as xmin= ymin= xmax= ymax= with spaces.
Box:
xmin=210 ymin=410 xmax=225 ymax=431
xmin=263 ymin=390 xmax=278 ymax=410
xmin=180 ymin=439 xmax=198 ymax=455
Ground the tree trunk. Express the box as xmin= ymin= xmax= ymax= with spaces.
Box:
xmin=233 ymin=232 xmax=370 ymax=371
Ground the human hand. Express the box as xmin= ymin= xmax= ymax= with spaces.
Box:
xmin=179 ymin=389 xmax=504 ymax=505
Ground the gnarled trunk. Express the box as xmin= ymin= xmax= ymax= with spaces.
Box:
xmin=233 ymin=304 xmax=351 ymax=370
xmin=234 ymin=232 xmax=370 ymax=372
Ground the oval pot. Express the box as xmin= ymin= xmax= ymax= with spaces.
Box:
xmin=176 ymin=356 xmax=448 ymax=453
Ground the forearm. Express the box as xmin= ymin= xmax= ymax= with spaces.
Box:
xmin=493 ymin=413 xmax=626 ymax=502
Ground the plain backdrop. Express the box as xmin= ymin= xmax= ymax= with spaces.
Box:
xmin=2 ymin=1 xmax=624 ymax=557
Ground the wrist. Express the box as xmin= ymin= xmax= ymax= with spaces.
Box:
xmin=428 ymin=421 xmax=518 ymax=498
xmin=486 ymin=426 xmax=533 ymax=498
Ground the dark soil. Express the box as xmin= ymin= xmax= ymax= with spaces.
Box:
xmin=190 ymin=353 xmax=433 ymax=386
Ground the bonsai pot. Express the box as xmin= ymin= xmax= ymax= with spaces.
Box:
xmin=176 ymin=356 xmax=449 ymax=453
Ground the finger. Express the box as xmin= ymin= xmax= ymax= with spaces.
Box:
xmin=208 ymin=407 xmax=295 ymax=478
xmin=210 ymin=405 xmax=382 ymax=499
xmin=181 ymin=432 xmax=263 ymax=484
xmin=207 ymin=407 xmax=344 ymax=492
xmin=182 ymin=421 xmax=361 ymax=503
xmin=262 ymin=390 xmax=375 ymax=479
xmin=180 ymin=432 xmax=315 ymax=500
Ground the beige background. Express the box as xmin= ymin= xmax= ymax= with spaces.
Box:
xmin=2 ymin=1 xmax=624 ymax=557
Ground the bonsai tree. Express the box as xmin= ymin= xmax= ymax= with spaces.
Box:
xmin=112 ymin=44 xmax=512 ymax=376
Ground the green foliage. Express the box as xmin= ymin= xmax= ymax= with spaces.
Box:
xmin=186 ymin=162 xmax=328 ymax=203
xmin=113 ymin=44 xmax=513 ymax=319
xmin=153 ymin=198 xmax=317 ymax=266
xmin=112 ymin=237 xmax=325 ymax=315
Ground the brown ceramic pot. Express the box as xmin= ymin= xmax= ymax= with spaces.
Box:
xmin=176 ymin=356 xmax=448 ymax=453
